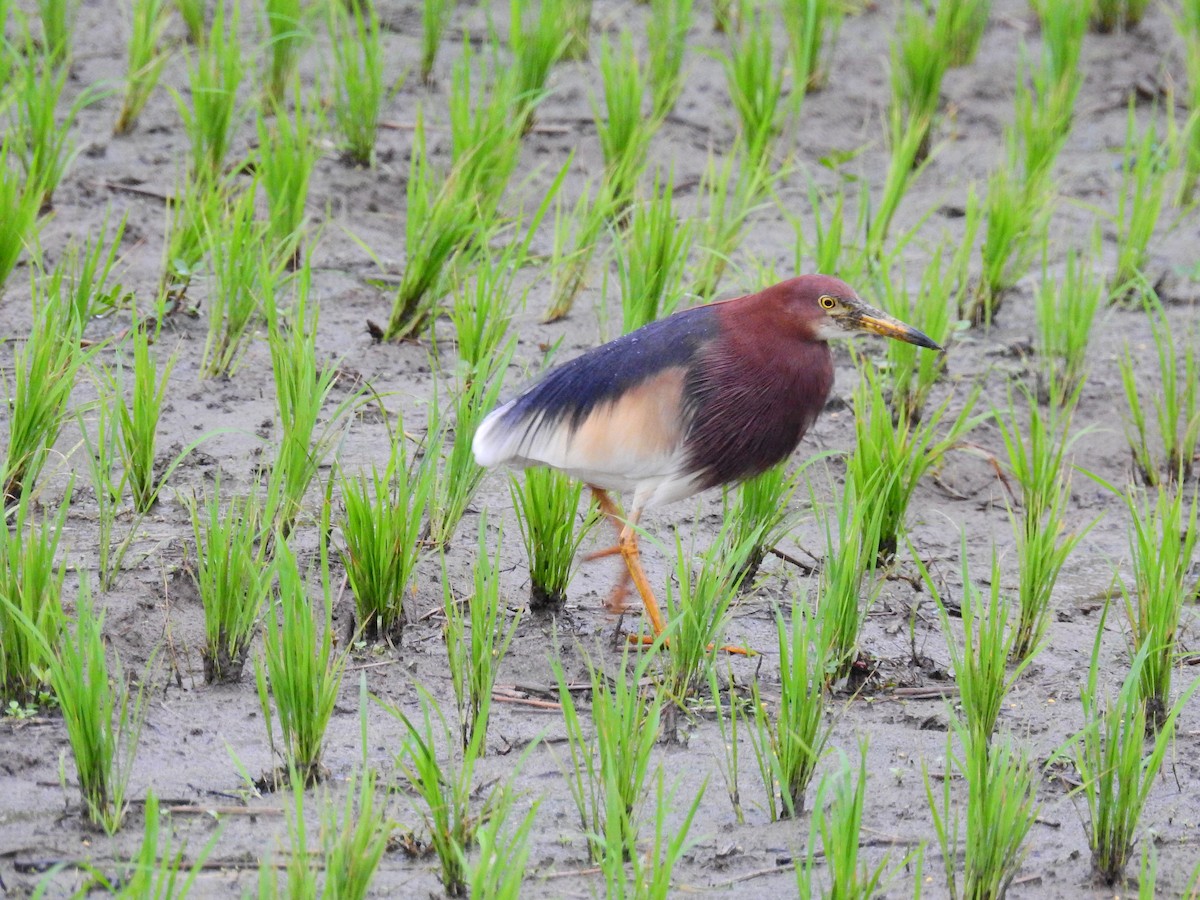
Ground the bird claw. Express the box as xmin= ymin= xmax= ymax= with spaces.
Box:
xmin=625 ymin=634 xmax=753 ymax=656
xmin=604 ymin=585 xmax=634 ymax=614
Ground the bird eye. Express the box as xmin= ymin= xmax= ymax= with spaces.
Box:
xmin=819 ymin=295 xmax=836 ymax=310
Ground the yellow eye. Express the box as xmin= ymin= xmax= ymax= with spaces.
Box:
xmin=819 ymin=295 xmax=837 ymax=310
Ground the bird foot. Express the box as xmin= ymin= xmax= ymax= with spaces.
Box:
xmin=584 ymin=545 xmax=622 ymax=562
xmin=603 ymin=584 xmax=635 ymax=614
xmin=626 ymin=634 xmax=752 ymax=656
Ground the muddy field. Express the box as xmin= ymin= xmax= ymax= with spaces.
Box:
xmin=2 ymin=0 xmax=1200 ymax=896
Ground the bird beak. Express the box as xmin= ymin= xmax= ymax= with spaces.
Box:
xmin=849 ymin=302 xmax=943 ymax=351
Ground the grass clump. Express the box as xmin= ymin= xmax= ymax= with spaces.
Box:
xmin=327 ymin=0 xmax=385 ymax=167
xmin=544 ymin=177 xmax=613 ymax=321
xmin=262 ymin=0 xmax=306 ymax=103
xmin=722 ymin=461 xmax=799 ymax=585
xmin=1092 ymin=0 xmax=1151 ymax=32
xmin=615 ymin=171 xmax=693 ymax=333
xmin=114 ymin=0 xmax=171 ymax=134
xmin=1034 ymin=246 xmax=1104 ymax=407
xmin=188 ymin=485 xmax=274 ymax=684
xmin=0 ymin=143 xmax=45 ymax=294
xmin=510 ymin=0 xmax=569 ymax=130
xmin=721 ymin=5 xmax=787 ymax=166
xmin=420 ymin=0 xmax=454 ymax=84
xmin=256 ymin=90 xmax=320 ymax=263
xmin=594 ymin=31 xmax=660 ymax=212
xmin=646 ymin=0 xmax=693 ymax=118
xmin=114 ymin=325 xmax=176 ymax=514
xmin=781 ymin=0 xmax=844 ymax=97
xmin=1112 ymin=104 xmax=1170 ymax=300
xmin=177 ymin=0 xmax=245 ymax=181
xmin=692 ymin=145 xmax=774 ymax=301
xmin=890 ymin=1 xmax=950 ymax=165
xmin=321 ymin=757 xmax=394 ymax=900
xmin=511 ymin=468 xmax=594 ymax=610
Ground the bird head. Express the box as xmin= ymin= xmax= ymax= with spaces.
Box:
xmin=786 ymin=275 xmax=943 ymax=351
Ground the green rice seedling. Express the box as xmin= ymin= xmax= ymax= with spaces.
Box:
xmin=712 ymin=0 xmax=739 ymax=34
xmin=43 ymin=214 xmax=128 ymax=330
xmin=447 ymin=42 xmax=525 ymax=220
xmin=339 ymin=438 xmax=432 ymax=642
xmin=1092 ymin=0 xmax=1151 ymax=32
xmin=1176 ymin=5 xmax=1200 ymax=203
xmin=256 ymin=536 xmax=346 ymax=786
xmin=1035 ymin=246 xmax=1104 ymax=408
xmin=544 ymin=176 xmax=613 ymax=321
xmin=509 ymin=0 xmax=568 ymax=131
xmin=1034 ymin=0 xmax=1090 ymax=90
xmin=384 ymin=114 xmax=481 ymax=340
xmin=554 ymin=648 xmax=662 ymax=862
xmin=721 ymin=6 xmax=786 ymax=167
xmin=468 ymin=787 xmax=538 ymax=899
xmin=447 ymin=253 xmax=516 ymax=376
xmin=1118 ymin=302 xmax=1200 ymax=484
xmin=847 ymin=364 xmax=982 ymax=563
xmin=201 ymin=189 xmax=278 ymax=377
xmin=175 ymin=0 xmax=205 ymax=43
xmin=811 ymin=473 xmax=885 ymax=679
xmin=78 ymin=395 xmax=131 ymax=592
xmin=8 ymin=38 xmax=93 ymax=209
xmin=510 ymin=468 xmax=594 ymax=609
xmin=162 ymin=167 xmax=227 ymax=292
xmin=256 ymin=90 xmax=320 ymax=263
xmin=796 ymin=741 xmax=912 ymax=898
xmin=113 ymin=326 xmax=175 ymax=514
xmin=2 ymin=299 xmax=82 ymax=506
xmin=177 ymin=0 xmax=245 ymax=181
xmin=721 ymin=461 xmax=798 ymax=585
xmin=968 ymin=146 xmax=1051 ymax=325
xmin=660 ymin=529 xmax=754 ymax=701
xmin=264 ymin=283 xmax=359 ymax=536
xmin=923 ymin=546 xmax=1032 ymax=746
xmin=35 ymin=0 xmax=73 ymax=65
xmin=0 ymin=487 xmax=68 ymax=704
xmin=43 ymin=585 xmax=149 ymax=833
xmin=442 ymin=519 xmax=520 ymax=749
xmin=114 ymin=0 xmax=171 ymax=134
xmin=646 ymin=0 xmax=693 ymax=119
xmin=880 ymin=253 xmax=956 ymax=427
xmin=0 ymin=144 xmax=44 ymax=295
xmin=706 ymin=667 xmax=746 ymax=824
xmin=995 ymin=390 xmax=1091 ymax=662
xmin=1070 ymin=615 xmax=1199 ymax=884
xmin=326 ymin=0 xmax=384 ymax=167
xmin=788 ymin=176 xmax=848 ymax=278
xmin=95 ymin=791 xmax=218 ymax=894
xmin=1014 ymin=49 xmax=1078 ymax=193
xmin=934 ymin=0 xmax=990 ymax=67
xmin=420 ymin=0 xmax=454 ymax=84
xmin=781 ymin=0 xmax=843 ymax=96
xmin=256 ymin=765 xmax=320 ymax=896
xmin=1120 ymin=483 xmax=1199 ymax=730
xmin=594 ymin=31 xmax=658 ymax=212
xmin=562 ymin=0 xmax=592 ymax=60
xmin=382 ymin=684 xmax=490 ymax=895
xmin=263 ymin=0 xmax=306 ymax=103
xmin=746 ymin=602 xmax=830 ymax=820
xmin=615 ymin=171 xmax=693 ymax=333
xmin=890 ymin=1 xmax=948 ymax=165
xmin=864 ymin=106 xmax=933 ymax=261
xmin=189 ymin=485 xmax=273 ymax=683
xmin=426 ymin=343 xmax=513 ymax=548
xmin=926 ymin=726 xmax=1039 ymax=900
xmin=322 ymin=764 xmax=393 ymax=898
xmin=1113 ymin=104 xmax=1170 ymax=300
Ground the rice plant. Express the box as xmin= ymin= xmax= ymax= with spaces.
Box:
xmin=78 ymin=392 xmax=137 ymax=592
xmin=255 ymin=536 xmax=347 ymax=786
xmin=442 ymin=516 xmax=519 ymax=749
xmin=781 ymin=0 xmax=843 ymax=96
xmin=1112 ymin=104 xmax=1170 ymax=300
xmin=0 ymin=487 xmax=68 ymax=704
xmin=43 ymin=585 xmax=149 ymax=834
xmin=796 ymin=741 xmax=913 ymax=898
xmin=1034 ymin=246 xmax=1104 ymax=407
xmin=1014 ymin=46 xmax=1079 ymax=194
xmin=1176 ymin=4 xmax=1200 ymax=203
xmin=256 ymin=765 xmax=320 ymax=895
xmin=1070 ymin=613 xmax=1199 ymax=884
xmin=114 ymin=0 xmax=171 ymax=134
xmin=41 ymin=213 xmax=128 ymax=331
xmin=0 ymin=143 xmax=44 ymax=294
xmin=562 ymin=0 xmax=592 ymax=60
xmin=201 ymin=189 xmax=278 ymax=377
xmin=339 ymin=439 xmax=432 ymax=642
xmin=510 ymin=468 xmax=594 ymax=610
xmin=263 ymin=0 xmax=306 ymax=102
xmin=1120 ymin=483 xmax=1199 ymax=730
xmin=934 ymin=0 xmax=990 ymax=66
xmin=594 ymin=31 xmax=658 ymax=211
xmin=691 ymin=145 xmax=774 ymax=301
xmin=188 ymin=485 xmax=274 ymax=683
xmin=113 ymin=325 xmax=175 ymax=514
xmin=36 ymin=0 xmax=74 ymax=65
xmin=847 ymin=363 xmax=982 ymax=563
xmin=1092 ymin=0 xmax=1151 ymax=32
xmin=420 ymin=0 xmax=454 ymax=84
xmin=176 ymin=0 xmax=205 ymax=43
xmin=721 ymin=5 xmax=786 ymax=166
xmin=926 ymin=727 xmax=1040 ymax=900
xmin=746 ymin=602 xmax=831 ymax=820
xmin=2 ymin=298 xmax=82 ymax=506
xmin=93 ymin=792 xmax=218 ymax=894
xmin=615 ymin=171 xmax=693 ymax=333
xmin=382 ymin=683 xmax=491 ymax=895
xmin=722 ymin=462 xmax=802 ymax=588
xmin=995 ymin=390 xmax=1091 ymax=662
xmin=863 ymin=105 xmax=933 ymax=261
xmin=646 ymin=0 xmax=693 ymax=119
xmin=177 ymin=0 xmax=245 ymax=181
xmin=1034 ymin=0 xmax=1090 ymax=89
xmin=554 ymin=648 xmax=662 ymax=862
xmin=509 ymin=0 xmax=568 ymax=130
xmin=468 ymin=787 xmax=538 ymax=898
xmin=812 ymin=473 xmax=885 ymax=679
xmin=256 ymin=89 xmax=320 ymax=263
xmin=327 ymin=0 xmax=384 ymax=167
xmin=162 ymin=167 xmax=226 ymax=293
xmin=321 ymin=762 xmax=393 ymax=898
xmin=1118 ymin=302 xmax=1200 ymax=485
xmin=447 ymin=251 xmax=516 ymax=376
xmin=544 ymin=176 xmax=613 ymax=321
xmin=891 ymin=1 xmax=949 ymax=165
